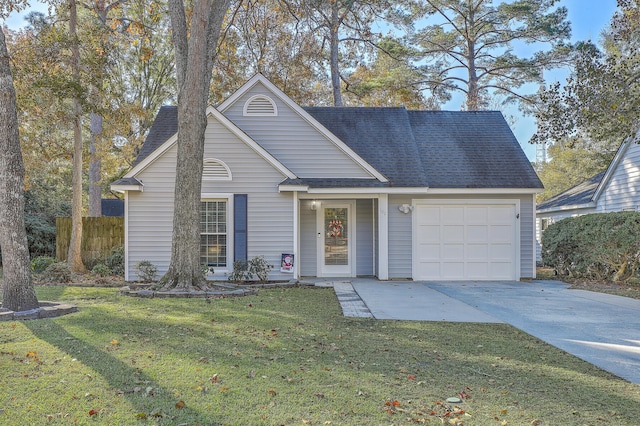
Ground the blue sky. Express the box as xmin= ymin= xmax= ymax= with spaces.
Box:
xmin=3 ymin=1 xmax=620 ymax=161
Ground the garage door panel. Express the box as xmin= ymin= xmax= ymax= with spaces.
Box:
xmin=467 ymin=244 xmax=489 ymax=260
xmin=491 ymin=225 xmax=513 ymax=242
xmin=467 ymin=225 xmax=488 ymax=242
xmin=443 ymin=244 xmax=464 ymax=259
xmin=442 ymin=225 xmax=464 ymax=242
xmin=441 ymin=207 xmax=464 ymax=223
xmin=490 ymin=206 xmax=513 ymax=222
xmin=466 ymin=207 xmax=489 ymax=224
xmin=467 ymin=262 xmax=489 ymax=279
xmin=414 ymin=203 xmax=517 ymax=281
xmin=418 ymin=262 xmax=441 ymax=278
xmin=420 ymin=244 xmax=440 ymax=259
xmin=418 ymin=225 xmax=440 ymax=242
xmin=441 ymin=263 xmax=465 ymax=279
xmin=491 ymin=263 xmax=514 ymax=280
xmin=491 ymin=244 xmax=513 ymax=260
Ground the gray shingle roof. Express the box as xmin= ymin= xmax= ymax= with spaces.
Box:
xmin=303 ymin=107 xmax=427 ymax=187
xmin=536 ymin=172 xmax=605 ymax=211
xmin=133 ymin=106 xmax=178 ymax=166
xmin=111 ymin=177 xmax=143 ymax=186
xmin=407 ymin=110 xmax=542 ymax=188
xmin=129 ymin=105 xmax=542 ymax=189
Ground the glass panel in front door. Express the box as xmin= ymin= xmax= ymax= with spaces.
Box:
xmin=324 ymin=207 xmax=348 ymax=265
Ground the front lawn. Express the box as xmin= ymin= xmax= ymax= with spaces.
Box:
xmin=1 ymin=285 xmax=639 ymax=425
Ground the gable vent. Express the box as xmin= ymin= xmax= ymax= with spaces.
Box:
xmin=203 ymin=158 xmax=232 ymax=181
xmin=243 ymin=95 xmax=278 ymax=116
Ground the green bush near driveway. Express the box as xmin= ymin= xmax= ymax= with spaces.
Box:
xmin=542 ymin=211 xmax=640 ymax=282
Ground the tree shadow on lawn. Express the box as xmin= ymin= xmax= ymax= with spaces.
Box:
xmin=25 ymin=317 xmax=222 ymax=425
xmin=21 ymin=289 xmax=640 ymax=425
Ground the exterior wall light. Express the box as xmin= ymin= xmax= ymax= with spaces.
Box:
xmin=398 ymin=204 xmax=413 ymax=214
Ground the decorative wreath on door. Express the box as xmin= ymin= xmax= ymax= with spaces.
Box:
xmin=328 ymin=219 xmax=343 ymax=237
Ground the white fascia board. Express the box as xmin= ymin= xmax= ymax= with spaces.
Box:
xmin=123 ymin=105 xmax=297 ymax=181
xmin=305 ymin=187 xmax=428 ymax=194
xmin=298 ymin=193 xmax=388 ymax=200
xmin=536 ymin=202 xmax=596 ymax=215
xmin=426 ymin=188 xmax=542 ymax=195
xmin=110 ymin=184 xmax=143 ymax=193
xmin=218 ymin=74 xmax=388 ymax=183
xmin=278 ymin=184 xmax=309 ymax=192
xmin=206 ymin=106 xmax=297 ymax=179
xmin=284 ymin=186 xmax=541 ymax=195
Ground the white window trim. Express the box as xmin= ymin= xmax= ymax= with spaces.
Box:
xmin=201 ymin=193 xmax=234 ymax=278
xmin=243 ymin=94 xmax=278 ymax=116
xmin=203 ymin=158 xmax=232 ymax=181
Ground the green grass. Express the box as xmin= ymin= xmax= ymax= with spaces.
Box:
xmin=1 ymin=286 xmax=639 ymax=425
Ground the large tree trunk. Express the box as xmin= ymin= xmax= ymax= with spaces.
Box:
xmin=67 ymin=0 xmax=86 ymax=272
xmin=0 ymin=28 xmax=39 ymax=312
xmin=329 ymin=1 xmax=343 ymax=107
xmin=89 ymin=112 xmax=102 ymax=217
xmin=160 ymin=0 xmax=229 ymax=290
xmin=465 ymin=5 xmax=479 ymax=111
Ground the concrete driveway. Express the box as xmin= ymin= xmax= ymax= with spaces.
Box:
xmin=325 ymin=278 xmax=640 ymax=385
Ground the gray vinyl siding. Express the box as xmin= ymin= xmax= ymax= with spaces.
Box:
xmin=221 ymin=82 xmax=373 ymax=179
xmin=299 ymin=200 xmax=317 ymax=277
xmin=519 ymin=195 xmax=535 ymax=278
xmin=127 ymin=149 xmax=176 ymax=281
xmin=388 ymin=195 xmax=413 ymax=279
xmin=356 ymin=199 xmax=375 ymax=276
xmin=126 ymin=115 xmax=293 ymax=281
xmin=389 ymin=194 xmax=537 ymax=280
xmin=598 ymin=143 xmax=640 ymax=213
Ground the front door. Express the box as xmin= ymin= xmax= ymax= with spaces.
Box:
xmin=318 ymin=202 xmax=354 ymax=277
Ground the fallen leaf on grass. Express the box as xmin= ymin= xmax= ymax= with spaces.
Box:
xmin=210 ymin=373 xmax=219 ymax=383
xmin=268 ymin=390 xmax=277 ymax=396
xmin=88 ymin=409 xmax=98 ymax=416
xmin=175 ymin=400 xmax=186 ymax=409
xmin=110 ymin=339 xmax=119 ymax=346
xmin=136 ymin=413 xmax=147 ymax=419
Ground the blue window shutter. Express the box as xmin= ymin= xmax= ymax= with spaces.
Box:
xmin=234 ymin=194 xmax=248 ymax=262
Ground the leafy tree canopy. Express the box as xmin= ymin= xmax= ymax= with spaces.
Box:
xmin=410 ymin=0 xmax=572 ymax=111
xmin=533 ymin=0 xmax=640 ymax=149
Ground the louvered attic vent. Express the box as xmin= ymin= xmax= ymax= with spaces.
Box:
xmin=243 ymin=95 xmax=278 ymax=116
xmin=203 ymin=158 xmax=232 ymax=181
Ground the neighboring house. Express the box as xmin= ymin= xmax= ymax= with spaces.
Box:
xmin=111 ymin=74 xmax=542 ymax=282
xmin=536 ymin=139 xmax=640 ymax=262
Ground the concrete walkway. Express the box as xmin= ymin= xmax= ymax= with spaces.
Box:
xmin=311 ymin=278 xmax=640 ymax=385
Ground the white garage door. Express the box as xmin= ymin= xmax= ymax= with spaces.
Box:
xmin=413 ymin=202 xmax=518 ymax=280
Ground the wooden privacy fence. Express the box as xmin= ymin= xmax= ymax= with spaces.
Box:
xmin=56 ymin=217 xmax=124 ymax=264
